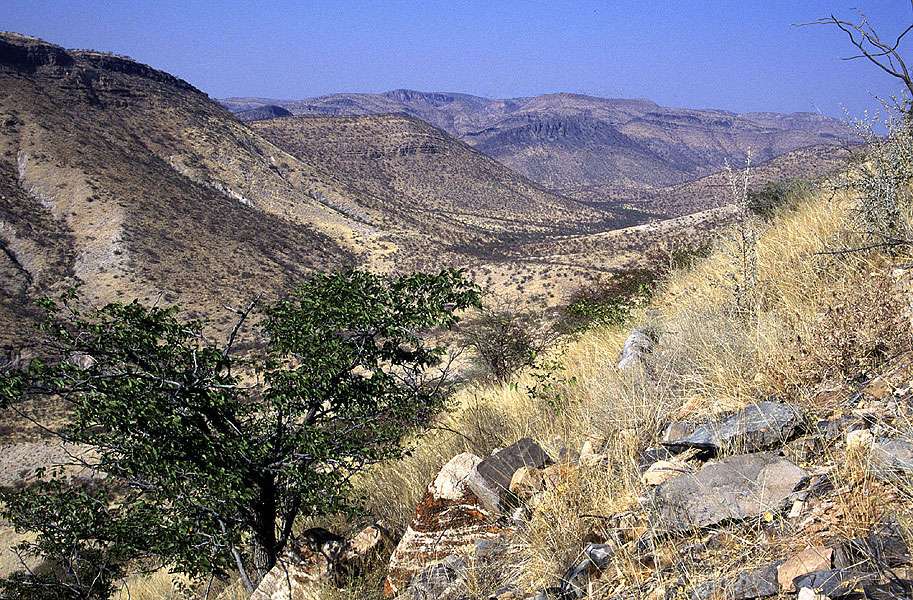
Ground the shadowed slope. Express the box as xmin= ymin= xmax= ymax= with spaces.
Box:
xmin=0 ymin=32 xmax=369 ymax=344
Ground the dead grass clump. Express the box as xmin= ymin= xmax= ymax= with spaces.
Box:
xmin=342 ymin=169 xmax=913 ymax=597
xmin=517 ymin=455 xmax=641 ymax=593
xmin=111 ymin=569 xmax=193 ymax=600
xmin=772 ymin=269 xmax=913 ymax=398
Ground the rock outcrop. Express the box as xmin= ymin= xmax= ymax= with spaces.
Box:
xmin=476 ymin=437 xmax=552 ymax=499
xmin=250 ymin=523 xmax=390 ymax=600
xmin=663 ymin=401 xmax=803 ymax=454
xmin=250 ymin=541 xmax=335 ymax=600
xmin=617 ymin=327 xmax=657 ymax=372
xmin=383 ymin=453 xmax=506 ymax=597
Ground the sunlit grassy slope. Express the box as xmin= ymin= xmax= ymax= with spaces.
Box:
xmin=112 ymin=155 xmax=913 ymax=600
xmin=344 ymin=172 xmax=913 ymax=597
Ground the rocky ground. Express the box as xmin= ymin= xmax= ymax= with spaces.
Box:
xmin=244 ymin=343 xmax=913 ymax=600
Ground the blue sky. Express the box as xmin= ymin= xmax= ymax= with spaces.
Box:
xmin=2 ymin=1 xmax=911 ymax=119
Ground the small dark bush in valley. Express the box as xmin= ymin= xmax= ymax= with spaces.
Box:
xmin=563 ymin=268 xmax=655 ymax=329
xmin=644 ymin=242 xmax=712 ymax=272
xmin=747 ymin=180 xmax=812 ymax=220
xmin=563 ymin=243 xmax=710 ymax=330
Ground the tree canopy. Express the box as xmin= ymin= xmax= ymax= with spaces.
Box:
xmin=0 ymin=268 xmax=481 ymax=599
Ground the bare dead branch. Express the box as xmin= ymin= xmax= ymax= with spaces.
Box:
xmin=795 ymin=8 xmax=913 ymax=99
xmin=814 ymin=229 xmax=912 ymax=255
xmin=224 ymin=292 xmax=262 ymax=357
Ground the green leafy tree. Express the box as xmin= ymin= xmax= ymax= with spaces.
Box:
xmin=0 ymin=268 xmax=480 ymax=599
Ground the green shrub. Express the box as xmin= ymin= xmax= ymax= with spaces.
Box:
xmin=563 ymin=268 xmax=655 ymax=330
xmin=747 ymin=179 xmax=814 ymax=220
xmin=0 ymin=268 xmax=480 ymax=598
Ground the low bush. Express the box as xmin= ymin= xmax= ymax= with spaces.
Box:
xmin=563 ymin=268 xmax=655 ymax=329
xmin=462 ymin=305 xmax=559 ymax=384
xmin=563 ymin=244 xmax=709 ymax=331
xmin=777 ymin=270 xmax=912 ymax=392
xmin=747 ymin=179 xmax=814 ymax=220
xmin=842 ymin=99 xmax=913 ymax=243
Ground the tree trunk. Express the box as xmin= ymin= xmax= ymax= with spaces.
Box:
xmin=250 ymin=476 xmax=279 ymax=584
xmin=250 ymin=532 xmax=276 ymax=585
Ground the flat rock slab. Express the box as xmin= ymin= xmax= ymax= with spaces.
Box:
xmin=651 ymin=452 xmax=807 ymax=532
xmin=834 ymin=524 xmax=911 ymax=570
xmin=778 ymin=546 xmax=833 ymax=592
xmin=692 ymin=562 xmax=782 ymax=600
xmin=477 ymin=437 xmax=551 ymax=496
xmin=872 ymin=436 xmax=913 ymax=474
xmin=792 ymin=569 xmax=877 ymax=598
xmin=399 ymin=554 xmax=466 ymax=600
xmin=664 ymin=401 xmax=802 ymax=453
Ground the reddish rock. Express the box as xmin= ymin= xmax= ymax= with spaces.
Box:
xmin=250 ymin=544 xmax=332 ymax=600
xmin=641 ymin=460 xmax=692 ymax=486
xmin=383 ymin=453 xmax=506 ymax=597
xmin=509 ymin=466 xmax=544 ymax=497
xmin=778 ymin=546 xmax=833 ymax=592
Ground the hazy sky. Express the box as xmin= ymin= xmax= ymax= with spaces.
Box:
xmin=3 ymin=1 xmax=911 ymax=119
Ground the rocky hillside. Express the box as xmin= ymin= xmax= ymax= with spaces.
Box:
xmin=0 ymin=33 xmax=629 ymax=347
xmin=224 ymin=146 xmax=913 ymax=600
xmin=223 ymin=90 xmax=854 ymax=198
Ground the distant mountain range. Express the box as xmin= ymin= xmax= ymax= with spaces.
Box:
xmin=222 ymin=90 xmax=855 ymax=199
xmin=0 ymin=33 xmax=622 ymax=346
xmin=0 ymin=32 xmax=860 ymax=351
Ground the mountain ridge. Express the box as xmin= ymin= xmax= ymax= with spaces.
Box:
xmin=0 ymin=33 xmax=636 ymax=347
xmin=222 ymin=89 xmax=853 ymax=194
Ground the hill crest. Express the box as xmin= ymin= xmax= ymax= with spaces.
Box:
xmin=222 ymin=89 xmax=853 ymax=193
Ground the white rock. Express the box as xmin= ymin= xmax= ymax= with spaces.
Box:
xmin=846 ymin=428 xmax=874 ymax=449
xmin=429 ymin=452 xmax=499 ymax=513
xmin=797 ymin=587 xmax=827 ymax=600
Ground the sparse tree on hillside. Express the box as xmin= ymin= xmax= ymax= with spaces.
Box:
xmin=462 ymin=304 xmax=558 ymax=383
xmin=797 ymin=6 xmax=913 ymax=258
xmin=0 ymin=268 xmax=480 ymax=599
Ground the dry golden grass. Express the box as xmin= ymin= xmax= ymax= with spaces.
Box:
xmin=104 ymin=184 xmax=913 ymax=600
xmin=111 ymin=570 xmax=193 ymax=600
xmin=86 ymin=174 xmax=913 ymax=599
xmin=343 ymin=177 xmax=913 ymax=599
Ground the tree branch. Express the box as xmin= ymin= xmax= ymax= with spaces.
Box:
xmin=224 ymin=292 xmax=262 ymax=357
xmin=795 ymin=9 xmax=913 ymax=98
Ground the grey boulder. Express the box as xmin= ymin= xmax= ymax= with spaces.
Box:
xmin=664 ymin=401 xmax=803 ymax=453
xmin=691 ymin=562 xmax=781 ymax=600
xmin=651 ymin=452 xmax=807 ymax=532
xmin=872 ymin=435 xmax=913 ymax=475
xmin=477 ymin=437 xmax=552 ymax=497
